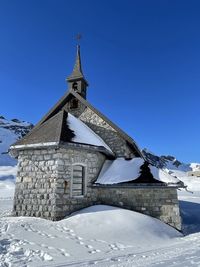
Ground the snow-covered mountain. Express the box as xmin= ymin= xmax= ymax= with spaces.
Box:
xmin=142 ymin=149 xmax=200 ymax=192
xmin=142 ymin=149 xmax=192 ymax=172
xmin=190 ymin=163 xmax=200 ymax=171
xmin=0 ymin=116 xmax=33 ymax=166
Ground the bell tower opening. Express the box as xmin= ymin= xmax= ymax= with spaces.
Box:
xmin=72 ymin=82 xmax=78 ymax=91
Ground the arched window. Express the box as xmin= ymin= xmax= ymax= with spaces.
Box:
xmin=71 ymin=165 xmax=86 ymax=197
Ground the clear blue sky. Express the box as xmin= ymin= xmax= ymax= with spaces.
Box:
xmin=0 ymin=0 xmax=199 ymax=163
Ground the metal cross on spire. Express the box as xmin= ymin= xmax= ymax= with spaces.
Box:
xmin=75 ymin=33 xmax=82 ymax=45
xmin=67 ymin=34 xmax=84 ymax=80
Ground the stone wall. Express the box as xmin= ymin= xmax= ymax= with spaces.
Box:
xmin=13 ymin=146 xmax=105 ymax=220
xmin=52 ymin=146 xmax=105 ymax=219
xmin=93 ymin=186 xmax=181 ymax=230
xmin=79 ymin=107 xmax=137 ymax=158
xmin=13 ymin=148 xmax=58 ymax=219
xmin=13 ymin=145 xmax=181 ymax=230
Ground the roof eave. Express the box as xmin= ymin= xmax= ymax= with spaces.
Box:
xmin=92 ymin=183 xmax=184 ymax=189
xmin=67 ymin=76 xmax=89 ymax=86
xmin=10 ymin=142 xmax=60 ymax=150
xmin=10 ymin=141 xmax=115 ymax=159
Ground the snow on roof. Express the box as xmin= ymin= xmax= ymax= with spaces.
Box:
xmin=96 ymin=158 xmax=144 ymax=184
xmin=67 ymin=113 xmax=112 ymax=153
xmin=96 ymin=157 xmax=181 ymax=185
xmin=149 ymin=165 xmax=181 ymax=184
xmin=10 ymin=142 xmax=59 ymax=149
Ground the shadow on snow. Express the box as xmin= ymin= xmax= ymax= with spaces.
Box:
xmin=179 ymin=200 xmax=200 ymax=235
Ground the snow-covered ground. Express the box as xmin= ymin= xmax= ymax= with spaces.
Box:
xmin=0 ymin=167 xmax=200 ymax=266
xmin=0 ymin=166 xmax=17 ymax=200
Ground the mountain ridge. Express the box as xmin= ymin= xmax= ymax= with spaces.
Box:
xmin=0 ymin=116 xmax=33 ymax=166
xmin=142 ymin=149 xmax=195 ymax=173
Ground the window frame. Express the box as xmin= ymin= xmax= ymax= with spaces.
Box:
xmin=70 ymin=163 xmax=87 ymax=198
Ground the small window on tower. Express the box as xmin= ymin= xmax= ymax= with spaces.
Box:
xmin=72 ymin=82 xmax=78 ymax=91
xmin=70 ymin=99 xmax=78 ymax=109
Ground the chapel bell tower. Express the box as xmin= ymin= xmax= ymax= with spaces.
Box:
xmin=67 ymin=45 xmax=88 ymax=99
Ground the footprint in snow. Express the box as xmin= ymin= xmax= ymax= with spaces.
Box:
xmin=57 ymin=248 xmax=70 ymax=257
xmin=86 ymin=245 xmax=93 ymax=249
xmin=89 ymin=249 xmax=101 ymax=254
xmin=75 ymin=236 xmax=83 ymax=240
xmin=70 ymin=233 xmax=76 ymax=236
xmin=109 ymin=244 xmax=120 ymax=251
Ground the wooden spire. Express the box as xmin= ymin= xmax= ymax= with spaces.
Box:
xmin=67 ymin=45 xmax=84 ymax=80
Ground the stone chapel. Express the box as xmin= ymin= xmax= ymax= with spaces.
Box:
xmin=10 ymin=45 xmax=184 ymax=230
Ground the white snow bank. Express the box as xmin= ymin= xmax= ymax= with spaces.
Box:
xmin=65 ymin=205 xmax=182 ymax=244
xmin=0 ymin=166 xmax=16 ymax=199
xmin=178 ymin=175 xmax=200 ymax=192
xmin=67 ymin=113 xmax=112 ymax=153
xmin=0 ymin=205 xmax=182 ymax=267
xmin=0 ymin=180 xmax=15 ymax=199
xmin=166 ymin=168 xmax=200 ymax=192
xmin=96 ymin=158 xmax=181 ymax=185
xmin=0 ymin=165 xmax=17 ymax=178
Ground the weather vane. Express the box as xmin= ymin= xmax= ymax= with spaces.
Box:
xmin=75 ymin=33 xmax=82 ymax=45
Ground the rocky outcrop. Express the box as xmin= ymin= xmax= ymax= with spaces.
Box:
xmin=142 ymin=149 xmax=191 ymax=172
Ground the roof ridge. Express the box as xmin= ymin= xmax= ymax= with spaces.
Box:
xmin=36 ymin=91 xmax=71 ymax=127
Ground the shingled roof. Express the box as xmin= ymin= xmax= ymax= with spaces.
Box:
xmin=11 ymin=108 xmax=115 ymax=156
xmin=11 ymin=89 xmax=144 ymax=159
xmin=11 ymin=110 xmax=72 ymax=146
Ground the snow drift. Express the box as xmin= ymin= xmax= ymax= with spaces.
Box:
xmin=0 ymin=205 xmax=182 ymax=267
